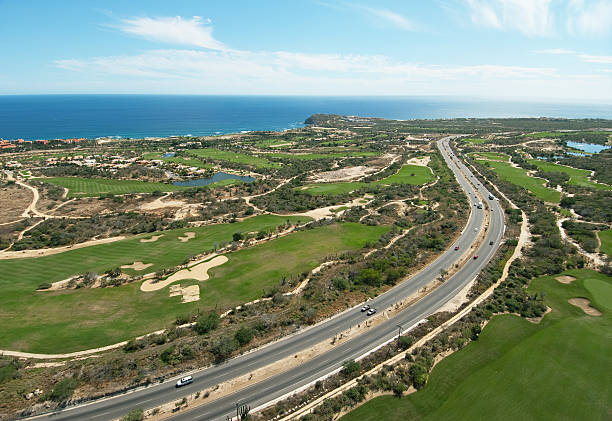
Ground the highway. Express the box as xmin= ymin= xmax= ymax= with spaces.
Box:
xmin=29 ymin=136 xmax=505 ymax=421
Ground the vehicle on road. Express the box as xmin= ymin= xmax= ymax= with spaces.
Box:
xmin=366 ymin=308 xmax=377 ymax=316
xmin=454 ymin=245 xmax=459 ymax=251
xmin=489 ymin=240 xmax=494 ymax=245
xmin=488 ymin=193 xmax=495 ymax=200
xmin=176 ymin=376 xmax=193 ymax=387
xmin=361 ymin=304 xmax=370 ymax=312
xmin=473 ymin=255 xmax=478 ymax=259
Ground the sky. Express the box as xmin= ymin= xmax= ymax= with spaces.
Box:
xmin=0 ymin=0 xmax=611 ymax=102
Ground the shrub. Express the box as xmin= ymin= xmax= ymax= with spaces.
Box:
xmin=49 ymin=377 xmax=78 ymax=402
xmin=121 ymin=408 xmax=144 ymax=421
xmin=194 ymin=311 xmax=220 ymax=335
xmin=211 ymin=336 xmax=238 ymax=361
xmin=234 ymin=326 xmax=255 ymax=346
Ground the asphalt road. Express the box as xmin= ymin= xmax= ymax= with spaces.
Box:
xmin=29 ymin=136 xmax=504 ymax=421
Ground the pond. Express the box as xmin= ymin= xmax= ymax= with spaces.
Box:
xmin=161 ymin=152 xmax=175 ymax=158
xmin=173 ymin=171 xmax=254 ymax=187
xmin=566 ymin=141 xmax=610 ymax=154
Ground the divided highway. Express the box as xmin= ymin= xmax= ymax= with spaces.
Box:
xmin=30 ymin=136 xmax=505 ymax=421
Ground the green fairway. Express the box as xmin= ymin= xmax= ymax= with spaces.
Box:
xmin=470 ymin=152 xmax=510 ymax=161
xmin=528 ymin=159 xmax=611 ymax=190
xmin=267 ymin=151 xmax=379 ymax=160
xmin=598 ymin=229 xmax=612 ymax=257
xmin=479 ymin=160 xmax=560 ymax=203
xmin=462 ymin=138 xmax=487 ymax=144
xmin=0 ymin=219 xmax=389 ymax=353
xmin=255 ymin=139 xmax=294 ymax=148
xmin=301 ymin=164 xmax=434 ymax=195
xmin=186 ymin=148 xmax=279 ymax=168
xmin=342 ymin=269 xmax=611 ymax=421
xmin=36 ymin=177 xmax=187 ymax=197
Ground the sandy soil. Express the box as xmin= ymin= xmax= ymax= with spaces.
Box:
xmin=310 ymin=166 xmax=374 ymax=183
xmin=0 ymin=235 xmax=125 ymax=260
xmin=568 ymin=298 xmax=602 ymax=316
xmin=406 ymin=156 xmax=431 ymax=166
xmin=121 ymin=261 xmax=153 ymax=271
xmin=556 ymin=275 xmax=576 ymax=284
xmin=0 ymin=183 xmax=33 ymax=223
xmin=140 ymin=255 xmax=229 ymax=292
xmin=295 ymin=195 xmax=373 ymax=221
xmin=178 ymin=232 xmax=196 ymax=242
xmin=140 ymin=194 xmax=187 ymax=211
xmin=140 ymin=234 xmax=164 ymax=243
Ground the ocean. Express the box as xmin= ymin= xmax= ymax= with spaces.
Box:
xmin=0 ymin=95 xmax=610 ymax=141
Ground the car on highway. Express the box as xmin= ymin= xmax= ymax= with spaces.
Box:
xmin=361 ymin=304 xmax=370 ymax=312
xmin=473 ymin=255 xmax=478 ymax=259
xmin=489 ymin=240 xmax=494 ymax=245
xmin=176 ymin=376 xmax=193 ymax=387
xmin=366 ymin=308 xmax=377 ymax=316
xmin=454 ymin=245 xmax=459 ymax=251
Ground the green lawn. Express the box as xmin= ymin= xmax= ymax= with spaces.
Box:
xmin=255 ymin=139 xmax=295 ymax=148
xmin=267 ymin=151 xmax=379 ymax=160
xmin=301 ymin=164 xmax=435 ymax=196
xmin=598 ymin=229 xmax=612 ymax=258
xmin=470 ymin=152 xmax=510 ymax=161
xmin=480 ymin=160 xmax=560 ymax=203
xmin=36 ymin=177 xmax=187 ymax=197
xmin=186 ymin=148 xmax=279 ymax=168
xmin=528 ymin=159 xmax=611 ymax=190
xmin=462 ymin=138 xmax=487 ymax=144
xmin=0 ymin=218 xmax=390 ymax=353
xmin=342 ymin=269 xmax=611 ymax=421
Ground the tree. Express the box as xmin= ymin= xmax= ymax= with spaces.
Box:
xmin=211 ymin=336 xmax=238 ymax=361
xmin=232 ymin=231 xmax=244 ymax=242
xmin=342 ymin=360 xmax=360 ymax=377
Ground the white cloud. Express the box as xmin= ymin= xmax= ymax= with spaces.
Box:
xmin=567 ymin=0 xmax=612 ymax=36
xmin=319 ymin=2 xmax=417 ymax=31
xmin=579 ymin=54 xmax=612 ymax=63
xmin=355 ymin=5 xmax=417 ymax=31
xmin=462 ymin=0 xmax=555 ymax=36
xmin=533 ymin=48 xmax=575 ymax=54
xmin=117 ymin=16 xmax=225 ymax=50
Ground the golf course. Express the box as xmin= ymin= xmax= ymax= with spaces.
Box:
xmin=342 ymin=269 xmax=611 ymax=421
xmin=0 ymin=217 xmax=388 ymax=353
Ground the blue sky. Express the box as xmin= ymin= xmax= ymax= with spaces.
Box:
xmin=0 ymin=0 xmax=610 ymax=101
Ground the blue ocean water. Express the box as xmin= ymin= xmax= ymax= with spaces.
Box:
xmin=0 ymin=95 xmax=610 ymax=141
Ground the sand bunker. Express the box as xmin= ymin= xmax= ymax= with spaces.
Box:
xmin=140 ymin=234 xmax=163 ymax=243
xmin=178 ymin=232 xmax=196 ymax=242
xmin=140 ymin=255 xmax=228 ymax=292
xmin=169 ymin=284 xmax=200 ymax=303
xmin=121 ymin=261 xmax=153 ymax=271
xmin=568 ymin=298 xmax=602 ymax=316
xmin=556 ymin=275 xmax=576 ymax=284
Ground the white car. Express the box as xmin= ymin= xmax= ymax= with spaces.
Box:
xmin=361 ymin=304 xmax=370 ymax=312
xmin=366 ymin=308 xmax=377 ymax=316
xmin=176 ymin=375 xmax=193 ymax=387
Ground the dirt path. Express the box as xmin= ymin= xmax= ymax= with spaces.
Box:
xmin=557 ymin=217 xmax=605 ymax=267
xmin=0 ymin=235 xmax=125 ymax=260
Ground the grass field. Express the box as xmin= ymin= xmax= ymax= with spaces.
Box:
xmin=186 ymin=148 xmax=279 ymax=168
xmin=478 ymin=160 xmax=560 ymax=203
xmin=267 ymin=151 xmax=379 ymax=160
xmin=527 ymin=159 xmax=611 ymax=190
xmin=37 ymin=177 xmax=187 ymax=197
xmin=469 ymin=152 xmax=510 ymax=161
xmin=255 ymin=139 xmax=295 ymax=148
xmin=598 ymin=229 xmax=612 ymax=257
xmin=0 ymin=219 xmax=390 ymax=353
xmin=462 ymin=138 xmax=487 ymax=144
xmin=301 ymin=164 xmax=435 ymax=195
xmin=342 ymin=269 xmax=611 ymax=421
